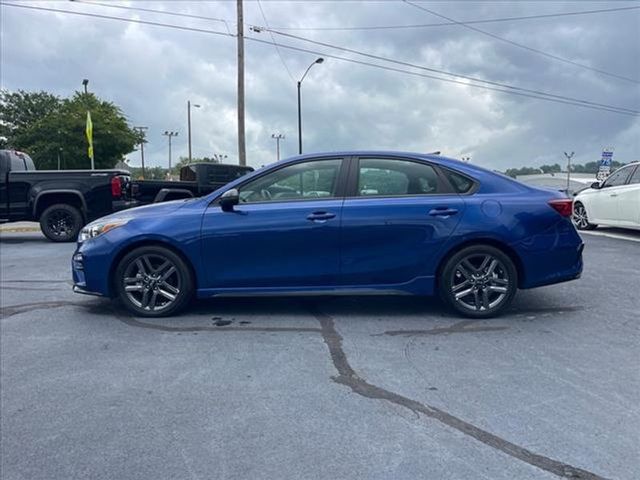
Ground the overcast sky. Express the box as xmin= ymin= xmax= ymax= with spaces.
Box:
xmin=1 ymin=0 xmax=639 ymax=170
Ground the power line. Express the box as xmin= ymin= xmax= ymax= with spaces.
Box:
xmin=245 ymin=37 xmax=638 ymax=117
xmin=3 ymin=2 xmax=234 ymax=38
xmin=255 ymin=0 xmax=295 ymax=82
xmin=69 ymin=0 xmax=640 ymax=32
xmin=260 ymin=28 xmax=639 ymax=115
xmin=3 ymin=2 xmax=637 ymax=117
xmin=71 ymin=0 xmax=233 ymax=35
xmin=402 ymin=0 xmax=640 ymax=85
xmin=64 ymin=0 xmax=640 ymax=87
xmin=268 ymin=5 xmax=640 ymax=31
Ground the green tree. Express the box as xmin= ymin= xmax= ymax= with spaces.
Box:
xmin=540 ymin=163 xmax=561 ymax=174
xmin=504 ymin=166 xmax=541 ymax=178
xmin=1 ymin=90 xmax=141 ymax=169
xmin=0 ymin=90 xmax=61 ymax=149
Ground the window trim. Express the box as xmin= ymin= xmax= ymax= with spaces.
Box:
xmin=345 ymin=156 xmax=474 ymax=199
xmin=212 ymin=157 xmax=349 ymax=206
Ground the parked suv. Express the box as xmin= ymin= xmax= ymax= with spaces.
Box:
xmin=0 ymin=149 xmax=132 ymax=241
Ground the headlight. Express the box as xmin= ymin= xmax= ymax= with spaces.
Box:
xmin=79 ymin=218 xmax=130 ymax=242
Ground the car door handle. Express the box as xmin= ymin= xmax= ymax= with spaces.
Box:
xmin=610 ymin=193 xmax=618 ymax=197
xmin=428 ymin=207 xmax=459 ymax=217
xmin=307 ymin=211 xmax=336 ymax=222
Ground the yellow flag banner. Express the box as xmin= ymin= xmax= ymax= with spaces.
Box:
xmin=85 ymin=111 xmax=94 ymax=163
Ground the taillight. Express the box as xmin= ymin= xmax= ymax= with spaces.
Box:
xmin=548 ymin=198 xmax=573 ymax=217
xmin=111 ymin=176 xmax=122 ymax=198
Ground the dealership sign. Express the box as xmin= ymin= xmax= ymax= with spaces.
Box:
xmin=596 ymin=148 xmax=614 ymax=182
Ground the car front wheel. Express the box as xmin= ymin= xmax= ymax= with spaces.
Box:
xmin=115 ymin=245 xmax=194 ymax=317
xmin=440 ymin=245 xmax=517 ymax=318
xmin=572 ymin=203 xmax=597 ymax=230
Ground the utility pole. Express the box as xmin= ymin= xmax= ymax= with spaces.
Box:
xmin=564 ymin=151 xmax=575 ymax=193
xmin=162 ymin=131 xmax=179 ymax=177
xmin=237 ymin=0 xmax=246 ymax=166
xmin=134 ymin=126 xmax=148 ymax=178
xmin=271 ymin=133 xmax=285 ymax=161
xmin=187 ymin=101 xmax=201 ymax=163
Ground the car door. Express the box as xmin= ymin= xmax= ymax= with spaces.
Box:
xmin=200 ymin=157 xmax=347 ymax=289
xmin=591 ymin=165 xmax=635 ymax=225
xmin=339 ymin=156 xmax=466 ymax=286
xmin=617 ymin=165 xmax=640 ymax=228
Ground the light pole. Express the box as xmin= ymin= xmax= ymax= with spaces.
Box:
xmin=134 ymin=126 xmax=148 ymax=178
xmin=564 ymin=151 xmax=575 ymax=192
xmin=297 ymin=58 xmax=324 ymax=154
xmin=162 ymin=131 xmax=178 ymax=177
xmin=272 ymin=133 xmax=285 ymax=161
xmin=187 ymin=101 xmax=201 ymax=163
xmin=212 ymin=153 xmax=228 ymax=164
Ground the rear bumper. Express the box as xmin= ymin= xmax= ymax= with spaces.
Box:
xmin=514 ymin=220 xmax=584 ymax=289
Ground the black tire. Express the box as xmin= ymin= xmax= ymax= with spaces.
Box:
xmin=439 ymin=245 xmax=518 ymax=318
xmin=572 ymin=202 xmax=597 ymax=230
xmin=39 ymin=204 xmax=84 ymax=242
xmin=115 ymin=245 xmax=194 ymax=317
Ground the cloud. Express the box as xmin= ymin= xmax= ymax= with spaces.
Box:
xmin=1 ymin=0 xmax=638 ymax=170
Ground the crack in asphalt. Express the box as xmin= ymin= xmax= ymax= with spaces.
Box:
xmin=0 ymin=301 xmax=90 ymax=319
xmin=378 ymin=320 xmax=508 ymax=337
xmin=308 ymin=304 xmax=608 ymax=480
xmin=88 ymin=304 xmax=322 ymax=334
xmin=0 ymin=299 xmax=609 ymax=478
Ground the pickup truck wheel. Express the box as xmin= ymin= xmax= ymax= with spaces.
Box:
xmin=40 ymin=204 xmax=83 ymax=242
xmin=115 ymin=246 xmax=194 ymax=317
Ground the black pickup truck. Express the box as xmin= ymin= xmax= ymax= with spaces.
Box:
xmin=131 ymin=162 xmax=254 ymax=205
xmin=0 ymin=150 xmax=132 ymax=242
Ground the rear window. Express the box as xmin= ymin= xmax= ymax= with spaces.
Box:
xmin=442 ymin=169 xmax=475 ymax=193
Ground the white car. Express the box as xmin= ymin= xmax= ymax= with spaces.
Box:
xmin=573 ymin=162 xmax=640 ymax=231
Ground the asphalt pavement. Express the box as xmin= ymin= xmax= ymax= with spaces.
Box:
xmin=1 ymin=229 xmax=638 ymax=480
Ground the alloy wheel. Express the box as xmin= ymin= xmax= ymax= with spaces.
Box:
xmin=573 ymin=204 xmax=589 ymax=229
xmin=47 ymin=210 xmax=75 ymax=238
xmin=122 ymin=254 xmax=181 ymax=312
xmin=450 ymin=253 xmax=510 ymax=312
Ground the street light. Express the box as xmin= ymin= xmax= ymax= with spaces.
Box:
xmin=272 ymin=133 xmax=285 ymax=161
xmin=187 ymin=100 xmax=201 ymax=163
xmin=297 ymin=57 xmax=324 ymax=154
xmin=162 ymin=130 xmax=179 ymax=176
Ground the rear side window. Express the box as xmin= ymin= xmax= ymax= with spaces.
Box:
xmin=628 ymin=166 xmax=640 ymax=185
xmin=356 ymin=158 xmax=441 ymax=196
xmin=9 ymin=153 xmax=27 ymax=171
xmin=442 ymin=169 xmax=475 ymax=194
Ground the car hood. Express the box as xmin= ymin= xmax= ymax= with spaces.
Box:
xmin=95 ymin=199 xmax=196 ymax=224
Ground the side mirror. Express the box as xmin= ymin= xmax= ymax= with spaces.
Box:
xmin=219 ymin=188 xmax=240 ymax=212
xmin=590 ymin=181 xmax=601 ymax=189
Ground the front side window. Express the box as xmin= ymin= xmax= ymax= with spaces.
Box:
xmin=357 ymin=158 xmax=441 ymax=196
xmin=602 ymin=166 xmax=632 ymax=187
xmin=239 ymin=159 xmax=342 ymax=203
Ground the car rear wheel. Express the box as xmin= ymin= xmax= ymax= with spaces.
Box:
xmin=439 ymin=245 xmax=517 ymax=318
xmin=115 ymin=246 xmax=194 ymax=317
xmin=40 ymin=204 xmax=83 ymax=242
xmin=572 ymin=203 xmax=597 ymax=230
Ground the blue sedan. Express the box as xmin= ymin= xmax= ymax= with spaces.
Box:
xmin=72 ymin=152 xmax=583 ymax=318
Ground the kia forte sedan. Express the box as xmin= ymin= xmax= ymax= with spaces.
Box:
xmin=72 ymin=152 xmax=583 ymax=318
